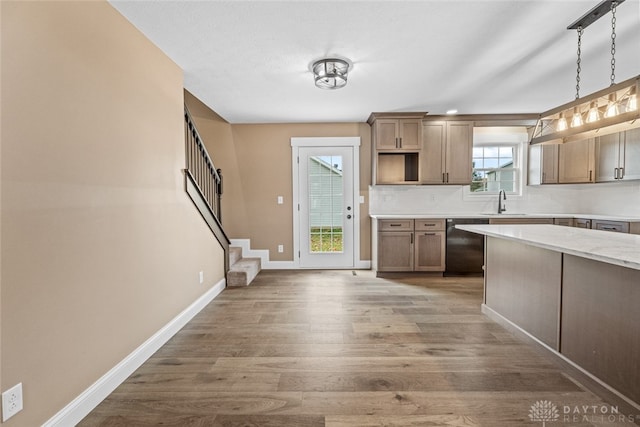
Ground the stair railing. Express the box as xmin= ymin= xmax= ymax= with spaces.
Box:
xmin=183 ymin=105 xmax=230 ymax=273
xmin=184 ymin=105 xmax=223 ymax=222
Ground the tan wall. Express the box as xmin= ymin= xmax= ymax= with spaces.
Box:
xmin=230 ymin=123 xmax=372 ymax=262
xmin=183 ymin=92 xmax=372 ymax=263
xmin=1 ymin=2 xmax=225 ymax=426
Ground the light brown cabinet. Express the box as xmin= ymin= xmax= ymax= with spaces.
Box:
xmin=421 ymin=121 xmax=473 ymax=184
xmin=369 ymin=113 xmax=426 ymax=185
xmin=374 ymin=119 xmax=422 ymax=151
xmin=574 ymin=218 xmax=592 ymax=229
xmin=529 ymin=144 xmax=559 ymax=185
xmin=377 ymin=219 xmax=445 ymax=272
xmin=414 ymin=219 xmax=446 ymax=271
xmin=554 ymin=218 xmax=574 ymax=227
xmin=377 ymin=220 xmax=414 ymax=272
xmin=558 ymin=138 xmax=595 ymax=183
xmin=595 ymin=128 xmax=640 ymax=182
xmin=541 ymin=144 xmax=559 ymax=184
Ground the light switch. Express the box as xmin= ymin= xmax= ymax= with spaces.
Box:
xmin=277 ymin=196 xmax=284 ymax=204
xmin=359 ymin=195 xmax=365 ymax=204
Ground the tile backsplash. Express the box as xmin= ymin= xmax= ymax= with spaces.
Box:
xmin=370 ymin=180 xmax=640 ymax=217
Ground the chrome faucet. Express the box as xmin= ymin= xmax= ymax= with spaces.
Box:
xmin=498 ymin=189 xmax=506 ymax=214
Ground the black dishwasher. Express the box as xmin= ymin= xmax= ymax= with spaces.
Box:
xmin=445 ymin=218 xmax=489 ymax=276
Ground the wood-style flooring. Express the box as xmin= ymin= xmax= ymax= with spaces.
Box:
xmin=80 ymin=270 xmax=638 ymax=426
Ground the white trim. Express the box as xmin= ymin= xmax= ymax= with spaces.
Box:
xmin=43 ymin=279 xmax=226 ymax=427
xmin=482 ymin=304 xmax=640 ymax=412
xmin=230 ymin=238 xmax=369 ymax=270
xmin=356 ymin=260 xmax=372 ymax=269
xmin=291 ymin=137 xmax=361 ymax=148
xmin=229 ymin=239 xmax=298 ymax=269
xmin=291 ymin=137 xmax=361 ymax=269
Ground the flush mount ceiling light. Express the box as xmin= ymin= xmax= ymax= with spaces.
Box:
xmin=312 ymin=58 xmax=350 ymax=90
xmin=530 ymin=0 xmax=639 ymax=145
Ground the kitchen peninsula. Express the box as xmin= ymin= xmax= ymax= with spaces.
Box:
xmin=458 ymin=223 xmax=640 ymax=410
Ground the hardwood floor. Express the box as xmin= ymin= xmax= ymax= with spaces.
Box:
xmin=80 ymin=270 xmax=637 ymax=426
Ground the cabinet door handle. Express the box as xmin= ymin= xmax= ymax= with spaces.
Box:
xmin=410 ymin=233 xmax=414 ymax=244
xmin=399 ymin=137 xmax=402 ymax=148
xmin=389 ymin=224 xmax=402 ymax=227
xmin=446 ymin=172 xmax=449 ymax=183
xmin=424 ymin=232 xmax=435 ymax=235
xmin=589 ymin=170 xmax=592 ymax=181
xmin=442 ymin=173 xmax=446 ymax=183
xmin=614 ymin=168 xmax=619 ymax=179
xmin=620 ymin=167 xmax=624 ymax=179
xmin=422 ymin=223 xmax=436 ymax=227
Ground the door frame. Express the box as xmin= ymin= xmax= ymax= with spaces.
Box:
xmin=291 ymin=137 xmax=361 ymax=269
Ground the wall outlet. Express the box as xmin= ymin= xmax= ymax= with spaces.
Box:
xmin=199 ymin=271 xmax=204 ymax=284
xmin=2 ymin=383 xmax=23 ymax=422
xmin=278 ymin=244 xmax=284 ymax=253
xmin=277 ymin=196 xmax=283 ymax=204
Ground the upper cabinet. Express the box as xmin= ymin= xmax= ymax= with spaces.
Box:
xmin=529 ymin=144 xmax=559 ymax=185
xmin=529 ymin=129 xmax=640 ymax=186
xmin=595 ymin=128 xmax=640 ymax=182
xmin=421 ymin=121 xmax=473 ymax=185
xmin=369 ymin=112 xmax=426 ymax=185
xmin=529 ymin=138 xmax=595 ymax=185
xmin=374 ymin=118 xmax=422 ymax=151
xmin=557 ymin=138 xmax=595 ymax=184
xmin=540 ymin=144 xmax=559 ymax=184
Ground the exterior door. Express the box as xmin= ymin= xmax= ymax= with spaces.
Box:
xmin=297 ymin=146 xmax=355 ymax=268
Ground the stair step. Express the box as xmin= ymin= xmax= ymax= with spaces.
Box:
xmin=229 ymin=246 xmax=242 ymax=267
xmin=227 ymin=257 xmax=261 ymax=287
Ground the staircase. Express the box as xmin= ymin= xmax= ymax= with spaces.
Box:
xmin=227 ymin=246 xmax=261 ymax=286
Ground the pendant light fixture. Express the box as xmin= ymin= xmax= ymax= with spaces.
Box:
xmin=530 ymin=0 xmax=640 ymax=145
xmin=312 ymin=58 xmax=350 ymax=90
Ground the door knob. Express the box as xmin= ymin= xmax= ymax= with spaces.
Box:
xmin=347 ymin=215 xmax=352 ymax=219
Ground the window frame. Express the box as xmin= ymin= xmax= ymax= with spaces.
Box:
xmin=470 ymin=142 xmax=520 ymax=194
xmin=463 ymin=127 xmax=529 ymax=200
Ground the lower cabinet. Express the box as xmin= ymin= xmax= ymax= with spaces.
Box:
xmin=414 ymin=228 xmax=446 ymax=272
xmin=591 ymin=219 xmax=630 ymax=233
xmin=378 ymin=219 xmax=445 ymax=272
xmin=378 ymin=230 xmax=414 ymax=271
xmin=554 ymin=218 xmax=574 ymax=227
xmin=574 ymin=218 xmax=592 ymax=229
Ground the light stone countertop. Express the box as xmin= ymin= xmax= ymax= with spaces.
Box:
xmin=457 ymin=224 xmax=640 ymax=271
xmin=370 ymin=213 xmax=640 ymax=221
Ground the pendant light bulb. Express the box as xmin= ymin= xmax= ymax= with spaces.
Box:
xmin=570 ymin=107 xmax=583 ymax=127
xmin=586 ymin=101 xmax=600 ymax=123
xmin=627 ymin=87 xmax=638 ymax=112
xmin=556 ymin=113 xmax=568 ymax=132
xmin=604 ymin=93 xmax=619 ymax=118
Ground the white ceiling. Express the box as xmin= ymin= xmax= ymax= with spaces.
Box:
xmin=110 ymin=0 xmax=640 ymax=124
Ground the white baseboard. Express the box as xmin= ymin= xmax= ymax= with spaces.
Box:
xmin=229 ymin=238 xmax=371 ymax=270
xmin=356 ymin=260 xmax=371 ymax=269
xmin=43 ymin=279 xmax=226 ymax=427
